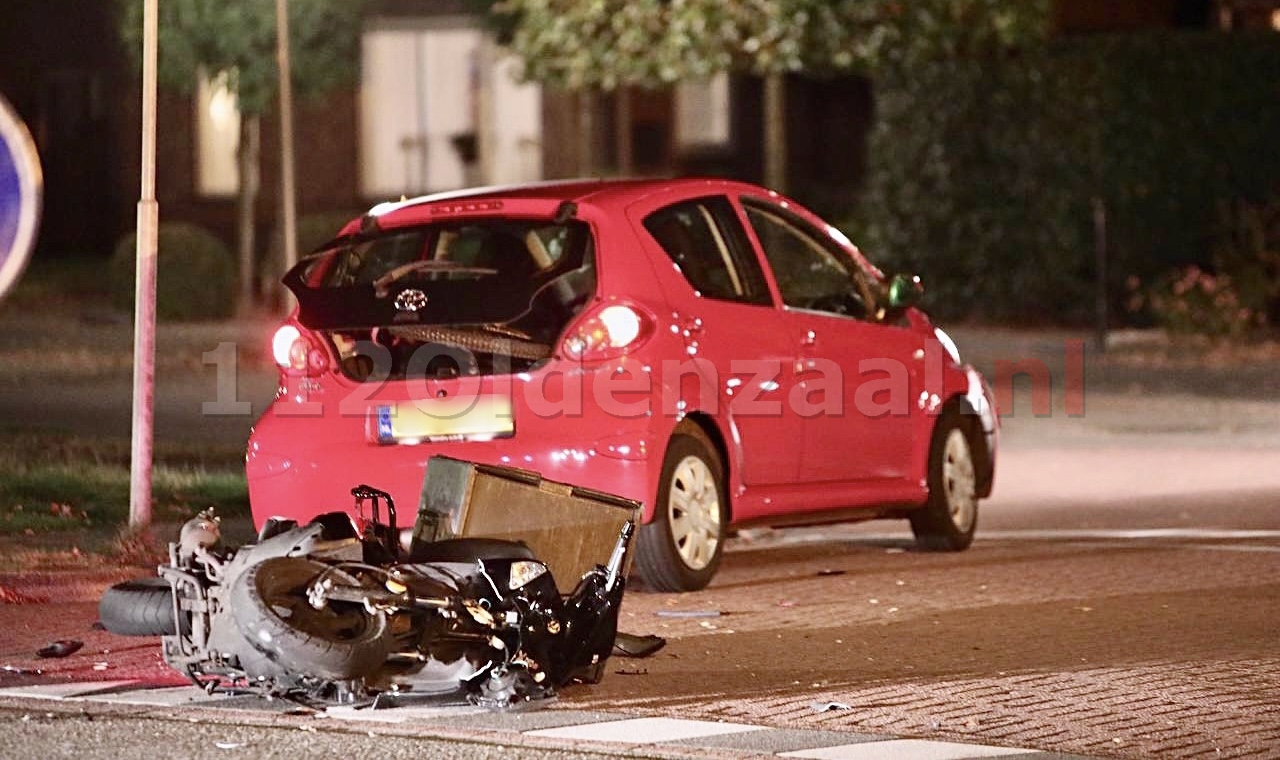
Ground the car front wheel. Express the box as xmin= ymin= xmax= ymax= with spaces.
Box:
xmin=634 ymin=424 xmax=726 ymax=592
xmin=911 ymin=412 xmax=980 ymax=551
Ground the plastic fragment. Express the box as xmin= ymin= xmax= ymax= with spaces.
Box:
xmin=35 ymin=639 xmax=83 ymax=659
xmin=812 ymin=701 xmax=853 ymax=712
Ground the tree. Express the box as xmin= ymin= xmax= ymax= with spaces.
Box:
xmin=119 ymin=0 xmax=365 ymax=314
xmin=496 ymin=0 xmax=1051 ymax=189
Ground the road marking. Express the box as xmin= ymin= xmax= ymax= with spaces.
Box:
xmin=779 ymin=739 xmax=1034 ymax=759
xmin=79 ymin=685 xmax=228 ymax=707
xmin=525 ymin=716 xmax=767 ymax=744
xmin=732 ymin=527 xmax=1280 ymax=551
xmin=0 ymin=681 xmax=139 ymax=700
xmin=976 ymin=528 xmax=1280 ymax=541
xmin=326 ymin=703 xmax=487 ymax=723
xmin=1189 ymin=544 xmax=1280 ymax=554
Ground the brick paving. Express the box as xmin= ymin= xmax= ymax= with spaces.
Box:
xmin=561 ymin=529 xmax=1280 ymax=759
xmin=669 ymin=659 xmax=1280 ymax=758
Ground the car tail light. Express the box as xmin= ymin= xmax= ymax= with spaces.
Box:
xmin=562 ymin=303 xmax=655 ymax=363
xmin=271 ymin=324 xmax=329 ymax=376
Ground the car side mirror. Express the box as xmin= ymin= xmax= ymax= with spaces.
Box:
xmin=886 ymin=274 xmax=923 ymax=311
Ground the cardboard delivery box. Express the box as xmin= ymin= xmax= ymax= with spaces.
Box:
xmin=412 ymin=456 xmax=641 ymax=587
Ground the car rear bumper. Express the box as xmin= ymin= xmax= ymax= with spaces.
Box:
xmin=246 ymin=408 xmax=657 ymax=528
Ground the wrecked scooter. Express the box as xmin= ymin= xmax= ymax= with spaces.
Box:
xmin=100 ymin=466 xmax=644 ymax=709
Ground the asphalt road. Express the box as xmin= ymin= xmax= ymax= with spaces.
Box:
xmin=2 ymin=470 xmax=1277 ymax=758
xmin=1 ymin=316 xmax=1278 ymax=758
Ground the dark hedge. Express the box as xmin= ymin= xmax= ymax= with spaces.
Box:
xmin=851 ymin=31 xmax=1280 ymax=324
xmin=110 ymin=222 xmax=235 ymax=321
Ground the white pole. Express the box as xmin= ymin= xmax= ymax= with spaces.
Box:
xmin=129 ymin=0 xmax=159 ymax=529
xmin=275 ymin=0 xmax=298 ymax=307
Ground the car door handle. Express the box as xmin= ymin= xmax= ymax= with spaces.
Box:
xmin=801 ymin=330 xmax=817 ymax=347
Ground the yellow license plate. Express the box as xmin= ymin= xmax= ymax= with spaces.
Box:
xmin=374 ymin=397 xmax=513 ymax=444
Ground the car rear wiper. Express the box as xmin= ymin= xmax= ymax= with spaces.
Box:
xmin=374 ymin=260 xmax=498 ymax=296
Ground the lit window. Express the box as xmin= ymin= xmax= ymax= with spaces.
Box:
xmin=675 ymin=73 xmax=730 ymax=148
xmin=196 ymin=71 xmax=240 ymax=197
xmin=360 ymin=22 xmax=542 ymax=197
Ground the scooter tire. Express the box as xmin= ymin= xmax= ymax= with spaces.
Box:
xmin=98 ymin=578 xmax=182 ymax=636
xmin=230 ymin=557 xmax=389 ymax=681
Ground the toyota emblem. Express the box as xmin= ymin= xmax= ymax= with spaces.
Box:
xmin=395 ymin=289 xmax=428 ymax=312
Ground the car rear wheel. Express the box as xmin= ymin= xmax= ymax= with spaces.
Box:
xmin=634 ymin=424 xmax=726 ymax=592
xmin=911 ymin=412 xmax=979 ymax=551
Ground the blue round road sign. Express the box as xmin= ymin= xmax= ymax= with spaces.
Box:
xmin=0 ymin=93 xmax=43 ymax=301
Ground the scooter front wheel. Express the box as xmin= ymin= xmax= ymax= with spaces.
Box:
xmin=230 ymin=557 xmax=389 ymax=681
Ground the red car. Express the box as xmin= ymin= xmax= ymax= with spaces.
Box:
xmin=248 ymin=178 xmax=998 ymax=591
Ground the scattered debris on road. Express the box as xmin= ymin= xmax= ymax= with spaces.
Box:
xmin=812 ymin=701 xmax=853 ymax=712
xmin=35 ymin=639 xmax=82 ymax=658
xmin=0 ymin=584 xmax=48 ymax=604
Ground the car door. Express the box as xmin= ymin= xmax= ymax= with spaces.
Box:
xmin=627 ymin=194 xmax=804 ymax=488
xmin=737 ymin=197 xmax=923 ymax=485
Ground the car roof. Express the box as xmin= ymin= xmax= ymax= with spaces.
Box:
xmin=363 ymin=177 xmax=773 ymax=220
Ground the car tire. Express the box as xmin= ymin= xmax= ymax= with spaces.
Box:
xmin=634 ymin=424 xmax=726 ymax=592
xmin=99 ymin=577 xmax=184 ymax=636
xmin=911 ymin=411 xmax=980 ymax=551
xmin=230 ymin=557 xmax=389 ymax=681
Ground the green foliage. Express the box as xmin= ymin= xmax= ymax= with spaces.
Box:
xmin=496 ymin=0 xmax=1050 ymax=89
xmin=1129 ymin=266 xmax=1265 ymax=338
xmin=1211 ymin=197 xmax=1280 ymax=326
xmin=109 ymin=222 xmax=236 ymax=321
xmin=854 ymin=32 xmax=1280 ymax=324
xmin=806 ymin=0 xmax=1052 ymax=72
xmin=118 ymin=0 xmax=366 ymax=114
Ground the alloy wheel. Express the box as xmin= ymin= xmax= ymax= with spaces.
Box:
xmin=666 ymin=454 xmax=722 ymax=571
xmin=942 ymin=428 xmax=977 ymax=533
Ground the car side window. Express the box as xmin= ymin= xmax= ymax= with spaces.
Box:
xmin=742 ymin=200 xmax=875 ymax=320
xmin=643 ymin=197 xmax=771 ymax=306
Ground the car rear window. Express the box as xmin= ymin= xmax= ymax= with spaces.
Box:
xmin=285 ymin=219 xmax=596 ymax=381
xmin=311 ymin=221 xmax=584 ymax=289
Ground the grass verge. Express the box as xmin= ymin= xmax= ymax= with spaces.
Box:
xmin=0 ymin=432 xmax=248 ymax=536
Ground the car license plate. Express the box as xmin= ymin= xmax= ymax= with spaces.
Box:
xmin=373 ymin=397 xmax=513 ymax=444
